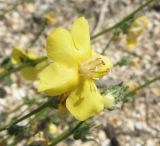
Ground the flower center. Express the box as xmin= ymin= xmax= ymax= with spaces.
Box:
xmin=79 ymin=56 xmax=110 ymax=80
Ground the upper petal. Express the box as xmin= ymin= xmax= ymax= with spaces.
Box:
xmin=71 ymin=17 xmax=92 ymax=61
xmin=66 ymin=79 xmax=104 ymax=121
xmin=46 ymin=27 xmax=78 ymax=65
xmin=38 ymin=63 xmax=79 ymax=96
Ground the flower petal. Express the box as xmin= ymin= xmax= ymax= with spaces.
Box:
xmin=35 ymin=59 xmax=49 ymax=72
xmin=21 ymin=67 xmax=38 ymax=81
xmin=71 ymin=17 xmax=92 ymax=61
xmin=46 ymin=27 xmax=78 ymax=65
xmin=11 ymin=48 xmax=28 ymax=64
xmin=11 ymin=48 xmax=38 ymax=64
xmin=66 ymin=79 xmax=104 ymax=121
xmin=27 ymin=52 xmax=38 ymax=60
xmin=38 ymin=63 xmax=79 ymax=96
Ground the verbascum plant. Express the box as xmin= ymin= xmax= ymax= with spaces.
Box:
xmin=11 ymin=48 xmax=48 ymax=81
xmin=38 ymin=17 xmax=113 ymax=121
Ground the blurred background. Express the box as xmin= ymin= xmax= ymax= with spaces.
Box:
xmin=0 ymin=0 xmax=160 ymax=146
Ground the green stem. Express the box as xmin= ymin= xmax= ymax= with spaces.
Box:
xmin=0 ymin=57 xmax=47 ymax=81
xmin=91 ymin=0 xmax=155 ymax=39
xmin=49 ymin=121 xmax=83 ymax=146
xmin=0 ymin=97 xmax=54 ymax=132
xmin=124 ymin=75 xmax=160 ymax=98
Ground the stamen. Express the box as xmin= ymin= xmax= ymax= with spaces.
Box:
xmin=89 ymin=66 xmax=97 ymax=71
xmin=79 ymin=56 xmax=110 ymax=79
xmin=95 ymin=57 xmax=105 ymax=65
xmin=93 ymin=69 xmax=110 ymax=74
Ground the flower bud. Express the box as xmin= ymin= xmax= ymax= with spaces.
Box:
xmin=104 ymin=93 xmax=115 ymax=109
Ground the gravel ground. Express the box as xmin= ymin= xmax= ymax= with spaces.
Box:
xmin=0 ymin=0 xmax=160 ymax=146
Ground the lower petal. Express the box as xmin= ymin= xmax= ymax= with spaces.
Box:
xmin=38 ymin=63 xmax=79 ymax=96
xmin=66 ymin=79 xmax=104 ymax=121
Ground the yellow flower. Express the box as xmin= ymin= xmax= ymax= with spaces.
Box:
xmin=38 ymin=17 xmax=112 ymax=121
xmin=11 ymin=48 xmax=47 ymax=81
xmin=127 ymin=16 xmax=149 ymax=49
